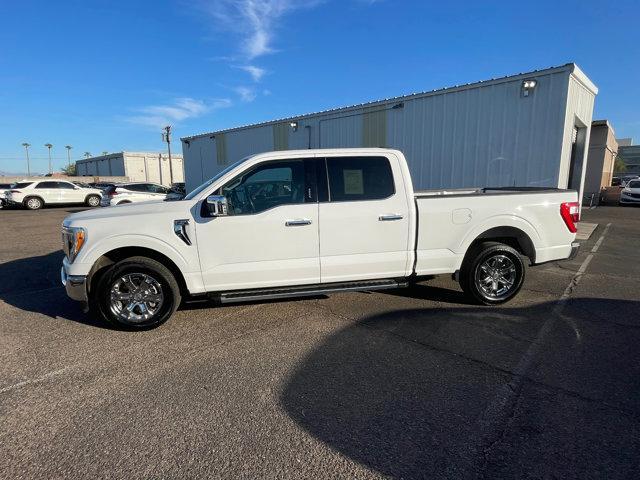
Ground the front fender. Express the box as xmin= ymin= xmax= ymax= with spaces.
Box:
xmin=70 ymin=234 xmax=191 ymax=276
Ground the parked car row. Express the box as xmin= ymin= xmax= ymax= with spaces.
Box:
xmin=620 ymin=179 xmax=640 ymax=205
xmin=1 ymin=180 xmax=184 ymax=210
xmin=100 ymin=182 xmax=183 ymax=207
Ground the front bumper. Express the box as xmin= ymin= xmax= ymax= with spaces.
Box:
xmin=619 ymin=195 xmax=640 ymax=203
xmin=61 ymin=263 xmax=88 ymax=302
xmin=568 ymin=242 xmax=580 ymax=261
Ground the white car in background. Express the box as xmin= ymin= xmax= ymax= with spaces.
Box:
xmin=100 ymin=182 xmax=176 ymax=206
xmin=619 ymin=179 xmax=640 ymax=205
xmin=5 ymin=180 xmax=103 ymax=210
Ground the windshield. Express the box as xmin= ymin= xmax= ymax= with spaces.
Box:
xmin=183 ymin=157 xmax=251 ymax=200
xmin=628 ymin=181 xmax=640 ymax=189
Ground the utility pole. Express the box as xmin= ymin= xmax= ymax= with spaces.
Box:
xmin=158 ymin=153 xmax=163 ymax=185
xmin=21 ymin=143 xmax=31 ymax=177
xmin=44 ymin=143 xmax=53 ymax=174
xmin=162 ymin=125 xmax=173 ymax=185
xmin=65 ymin=145 xmax=72 ymax=167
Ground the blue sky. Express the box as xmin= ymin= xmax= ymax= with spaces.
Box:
xmin=1 ymin=0 xmax=638 ymax=174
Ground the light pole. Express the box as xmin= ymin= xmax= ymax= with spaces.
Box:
xmin=162 ymin=125 xmax=174 ymax=184
xmin=21 ymin=143 xmax=31 ymax=177
xmin=44 ymin=143 xmax=53 ymax=174
xmin=65 ymin=145 xmax=72 ymax=167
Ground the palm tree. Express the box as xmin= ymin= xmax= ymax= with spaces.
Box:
xmin=44 ymin=143 xmax=53 ymax=174
xmin=65 ymin=145 xmax=73 ymax=166
xmin=84 ymin=152 xmax=92 ymax=159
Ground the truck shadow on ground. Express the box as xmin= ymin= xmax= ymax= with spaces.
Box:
xmin=279 ymin=298 xmax=640 ymax=479
xmin=0 ymin=250 xmax=108 ymax=328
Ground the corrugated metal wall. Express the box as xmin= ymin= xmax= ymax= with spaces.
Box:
xmin=76 ymin=154 xmax=184 ymax=185
xmin=182 ymin=65 xmax=596 ymax=194
xmin=557 ymin=75 xmax=596 ymax=202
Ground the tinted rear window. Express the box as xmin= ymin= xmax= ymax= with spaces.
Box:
xmin=326 ymin=156 xmax=395 ymax=202
xmin=14 ymin=182 xmax=33 ymax=189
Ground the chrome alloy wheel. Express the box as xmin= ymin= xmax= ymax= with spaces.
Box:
xmin=109 ymin=273 xmax=164 ymax=323
xmin=88 ymin=196 xmax=100 ymax=206
xmin=475 ymin=254 xmax=517 ymax=299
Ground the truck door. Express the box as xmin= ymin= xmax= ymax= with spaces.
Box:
xmin=195 ymin=158 xmax=320 ymax=291
xmin=318 ymin=155 xmax=410 ymax=283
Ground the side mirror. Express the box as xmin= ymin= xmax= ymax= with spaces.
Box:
xmin=206 ymin=195 xmax=229 ymax=217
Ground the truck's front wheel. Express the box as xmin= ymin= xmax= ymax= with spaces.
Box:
xmin=92 ymin=256 xmax=181 ymax=329
xmin=459 ymin=242 xmax=524 ymax=305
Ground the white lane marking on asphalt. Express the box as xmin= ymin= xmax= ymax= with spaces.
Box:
xmin=0 ymin=367 xmax=69 ymax=394
xmin=590 ymin=222 xmax=611 ymax=253
xmin=467 ymin=221 xmax=612 ymax=469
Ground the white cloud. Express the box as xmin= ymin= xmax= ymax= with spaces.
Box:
xmin=236 ymin=64 xmax=267 ymax=82
xmin=234 ymin=86 xmax=257 ymax=103
xmin=127 ymin=97 xmax=231 ymax=128
xmin=199 ymin=0 xmax=323 ymax=60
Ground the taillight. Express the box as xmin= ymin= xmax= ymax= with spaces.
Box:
xmin=109 ymin=191 xmax=118 ymax=197
xmin=560 ymin=201 xmax=580 ymax=233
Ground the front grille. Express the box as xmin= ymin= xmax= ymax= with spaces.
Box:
xmin=630 ymin=193 xmax=640 ymax=199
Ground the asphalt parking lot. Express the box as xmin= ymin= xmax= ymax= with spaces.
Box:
xmin=1 ymin=205 xmax=639 ymax=479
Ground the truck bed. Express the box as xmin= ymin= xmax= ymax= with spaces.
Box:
xmin=414 ymin=186 xmax=570 ymax=199
xmin=412 ymin=187 xmax=579 ymax=276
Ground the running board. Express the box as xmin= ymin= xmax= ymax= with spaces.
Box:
xmin=216 ymin=279 xmax=407 ymax=304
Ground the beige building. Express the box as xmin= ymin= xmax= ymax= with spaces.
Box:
xmin=76 ymin=152 xmax=184 ymax=186
xmin=584 ymin=120 xmax=618 ymax=205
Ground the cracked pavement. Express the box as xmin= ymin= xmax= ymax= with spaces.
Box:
xmin=1 ymin=206 xmax=639 ymax=479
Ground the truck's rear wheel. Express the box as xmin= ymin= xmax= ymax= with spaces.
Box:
xmin=459 ymin=241 xmax=524 ymax=305
xmin=92 ymin=256 xmax=181 ymax=329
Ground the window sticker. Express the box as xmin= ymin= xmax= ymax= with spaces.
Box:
xmin=343 ymin=169 xmax=364 ymax=195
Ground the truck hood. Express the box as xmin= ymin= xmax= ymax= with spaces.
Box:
xmin=63 ymin=200 xmax=192 ymax=226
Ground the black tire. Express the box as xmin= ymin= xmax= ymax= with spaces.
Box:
xmin=86 ymin=194 xmax=101 ymax=207
xmin=459 ymin=241 xmax=525 ymax=305
xmin=91 ymin=256 xmax=181 ymax=329
xmin=24 ymin=196 xmax=43 ymax=210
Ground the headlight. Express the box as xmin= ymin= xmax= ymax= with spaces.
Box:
xmin=621 ymin=191 xmax=630 ymax=196
xmin=62 ymin=226 xmax=87 ymax=263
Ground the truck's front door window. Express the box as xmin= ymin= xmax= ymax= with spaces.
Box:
xmin=221 ymin=160 xmax=306 ymax=215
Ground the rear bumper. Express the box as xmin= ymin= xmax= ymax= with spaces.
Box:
xmin=568 ymin=242 xmax=580 ymax=260
xmin=61 ymin=262 xmax=88 ymax=302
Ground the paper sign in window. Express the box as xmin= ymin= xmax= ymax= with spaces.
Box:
xmin=343 ymin=169 xmax=364 ymax=195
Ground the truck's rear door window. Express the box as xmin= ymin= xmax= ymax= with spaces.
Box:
xmin=326 ymin=156 xmax=394 ymax=202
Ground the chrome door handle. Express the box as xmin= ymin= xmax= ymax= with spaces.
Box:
xmin=285 ymin=218 xmax=312 ymax=227
xmin=379 ymin=214 xmax=404 ymax=221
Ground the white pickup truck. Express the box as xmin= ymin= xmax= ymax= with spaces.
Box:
xmin=61 ymin=148 xmax=580 ymax=329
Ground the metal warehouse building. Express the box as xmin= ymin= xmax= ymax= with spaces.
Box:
xmin=76 ymin=152 xmax=184 ymax=185
xmin=181 ymin=63 xmax=597 ymax=201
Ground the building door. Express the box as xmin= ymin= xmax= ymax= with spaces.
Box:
xmin=568 ymin=126 xmax=587 ymax=191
